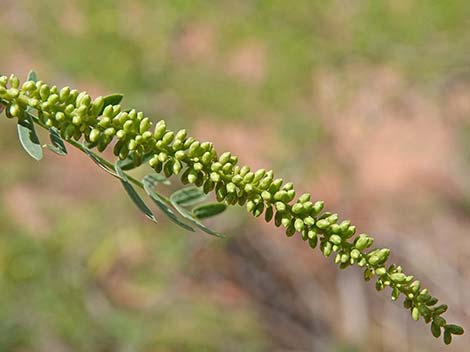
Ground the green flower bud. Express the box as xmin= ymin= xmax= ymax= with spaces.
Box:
xmin=64 ymin=104 xmax=75 ymax=115
xmin=273 ymin=191 xmax=289 ymax=203
xmin=312 ymin=201 xmax=324 ymax=215
xmin=259 ymin=176 xmax=273 ymax=189
xmin=9 ymin=74 xmax=19 ymax=88
xmin=139 ymin=117 xmax=151 ymax=134
xmin=268 ymin=178 xmax=283 ymax=193
xmin=149 ymin=155 xmax=160 ymax=168
xmin=174 ymin=150 xmax=185 ymax=160
xmin=47 ymin=94 xmax=59 ymax=105
xmin=226 ymin=182 xmax=237 ymax=193
xmin=199 ymin=141 xmax=211 ymax=152
xmin=175 ymin=129 xmax=187 ymax=141
xmin=350 ymin=249 xmax=361 ymax=260
xmin=254 ymin=169 xmax=266 ymax=182
xmin=222 ymin=162 xmax=233 ymax=174
xmin=219 ymin=152 xmax=231 ymax=164
xmin=8 ymin=104 xmax=21 ymax=117
xmin=286 ymin=190 xmax=296 ymax=201
xmin=210 ymin=172 xmax=220 ymax=182
xmin=123 ymin=119 xmax=134 ymax=133
xmin=193 ymin=162 xmax=203 ymax=171
xmin=154 ymin=120 xmax=166 ymax=139
xmin=390 ymin=273 xmax=406 ymax=283
xmin=59 ymin=86 xmax=70 ymax=102
xmin=294 ymin=218 xmax=305 ymax=232
xmin=201 ymin=152 xmax=213 ymax=165
xmin=322 ymin=241 xmax=332 ymax=257
xmin=211 ymin=162 xmax=222 ymax=172
xmin=89 ymin=128 xmax=101 ymax=143
xmin=188 ymin=141 xmax=201 ymax=157
xmin=316 ymin=219 xmax=329 ymax=229
xmin=330 ymin=224 xmax=341 ymax=233
xmin=7 ymin=88 xmax=19 ymax=99
xmin=128 ymin=139 xmax=138 ymax=151
xmin=411 ymin=307 xmax=420 ymax=321
xmin=261 ymin=190 xmax=272 ymax=201
xmin=244 ymin=184 xmax=254 ymax=193
xmin=304 ymin=216 xmax=315 ymax=226
xmin=391 ymin=287 xmax=400 ymax=301
xmin=172 ymin=160 xmax=182 ymax=174
xmin=39 ymin=84 xmax=50 ymax=100
xmin=161 ymin=131 xmax=174 ymax=145
xmin=91 ymin=96 xmax=104 ymax=116
xmin=72 ymin=115 xmax=82 ymax=126
xmin=282 ymin=182 xmax=294 ymax=191
xmin=243 ymin=172 xmax=255 ymax=183
xmin=104 ymin=127 xmax=115 ymax=137
xmin=354 ymin=234 xmax=373 ymax=250
xmin=291 ymin=203 xmax=304 ymax=214
xmin=329 ymin=234 xmax=341 ymax=245
xmin=187 ymin=170 xmax=198 ymax=184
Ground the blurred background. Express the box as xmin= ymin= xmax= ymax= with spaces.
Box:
xmin=0 ymin=1 xmax=469 ymax=351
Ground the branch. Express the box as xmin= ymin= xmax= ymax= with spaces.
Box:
xmin=0 ymin=72 xmax=464 ymax=345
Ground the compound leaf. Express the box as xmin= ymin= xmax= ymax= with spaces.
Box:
xmin=143 ymin=174 xmax=194 ymax=231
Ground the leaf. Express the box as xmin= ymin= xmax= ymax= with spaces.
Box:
xmin=101 ymin=93 xmax=124 ymax=112
xmin=17 ymin=113 xmax=43 ymax=161
xmin=115 ymin=162 xmax=157 ymax=224
xmin=45 ymin=127 xmax=67 ymax=155
xmin=84 ymin=148 xmax=121 ymax=179
xmin=27 ymin=70 xmax=38 ymax=82
xmin=171 ymin=187 xmax=224 ymax=238
xmin=193 ymin=203 xmax=227 ymax=219
xmin=170 ymin=186 xmax=207 ymax=207
xmin=143 ymin=174 xmax=194 ymax=231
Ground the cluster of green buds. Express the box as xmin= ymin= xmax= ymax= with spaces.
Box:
xmin=0 ymin=74 xmax=464 ymax=345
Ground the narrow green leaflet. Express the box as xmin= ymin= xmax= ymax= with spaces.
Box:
xmin=84 ymin=148 xmax=121 ymax=179
xmin=17 ymin=112 xmax=43 ymax=161
xmin=170 ymin=186 xmax=207 ymax=207
xmin=170 ymin=187 xmax=224 ymax=237
xmin=193 ymin=203 xmax=227 ymax=219
xmin=27 ymin=70 xmax=38 ymax=82
xmin=115 ymin=162 xmax=158 ymax=224
xmin=45 ymin=127 xmax=67 ymax=156
xmin=100 ymin=93 xmax=124 ymax=114
xmin=143 ymin=174 xmax=194 ymax=231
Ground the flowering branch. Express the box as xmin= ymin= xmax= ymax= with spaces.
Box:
xmin=0 ymin=72 xmax=464 ymax=344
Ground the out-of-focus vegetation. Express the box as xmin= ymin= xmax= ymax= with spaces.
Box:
xmin=1 ymin=1 xmax=470 ymax=351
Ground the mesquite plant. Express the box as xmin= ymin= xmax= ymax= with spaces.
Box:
xmin=0 ymin=71 xmax=464 ymax=345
